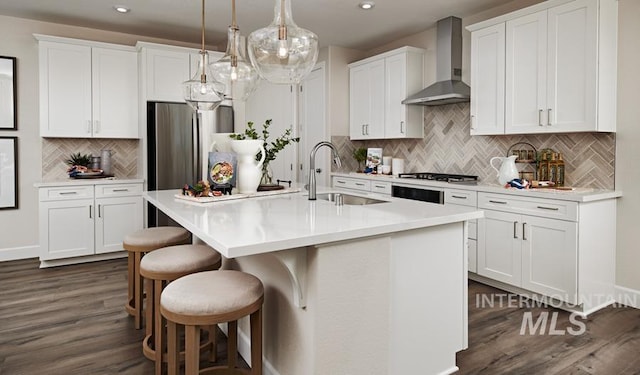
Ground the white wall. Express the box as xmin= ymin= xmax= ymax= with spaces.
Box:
xmin=614 ymin=0 xmax=640 ymax=292
xmin=324 ymin=46 xmax=365 ymax=137
xmin=0 ymin=14 xmax=204 ymax=260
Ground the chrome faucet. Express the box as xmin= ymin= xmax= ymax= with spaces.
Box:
xmin=308 ymin=141 xmax=342 ymax=200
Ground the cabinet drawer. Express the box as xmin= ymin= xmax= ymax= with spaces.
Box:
xmin=332 ymin=177 xmax=371 ymax=192
xmin=95 ymin=183 xmax=143 ymax=198
xmin=370 ymin=181 xmax=392 ymax=195
xmin=478 ymin=193 xmax=578 ymax=222
xmin=39 ymin=186 xmax=94 ymax=201
xmin=445 ymin=189 xmax=477 ymax=207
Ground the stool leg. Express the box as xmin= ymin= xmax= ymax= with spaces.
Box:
xmin=145 ymin=277 xmax=154 ymax=343
xmin=125 ymin=252 xmax=135 ymax=316
xmin=134 ymin=252 xmax=144 ymax=329
xmin=154 ymin=280 xmax=164 ymax=375
xmin=250 ymin=308 xmax=263 ymax=375
xmin=166 ymin=320 xmax=179 ymax=375
xmin=207 ymin=325 xmax=217 ymax=362
xmin=227 ymin=320 xmax=238 ymax=369
xmin=185 ymin=325 xmax=200 ymax=375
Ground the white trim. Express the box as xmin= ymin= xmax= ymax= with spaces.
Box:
xmin=39 ymin=252 xmax=127 ymax=268
xmin=33 ymin=33 xmax=136 ymax=51
xmin=0 ymin=245 xmax=39 ymax=261
xmin=615 ymin=285 xmax=640 ymax=309
xmin=218 ymin=323 xmax=280 ymax=375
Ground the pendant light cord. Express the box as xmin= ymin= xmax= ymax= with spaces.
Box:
xmin=200 ymin=0 xmax=206 ymax=83
xmin=230 ymin=0 xmax=238 ymax=68
xmin=278 ymin=0 xmax=287 ymax=40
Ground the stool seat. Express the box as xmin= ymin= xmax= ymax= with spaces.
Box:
xmin=124 ymin=227 xmax=191 ymax=253
xmin=161 ymin=270 xmax=264 ymax=375
xmin=123 ymin=226 xmax=191 ymax=330
xmin=161 ymin=270 xmax=263 ymax=322
xmin=140 ymin=244 xmax=222 ymax=280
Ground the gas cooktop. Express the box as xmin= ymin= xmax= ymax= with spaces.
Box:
xmin=398 ymin=172 xmax=479 ymax=184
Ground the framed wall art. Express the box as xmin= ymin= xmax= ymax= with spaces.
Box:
xmin=0 ymin=56 xmax=17 ymax=130
xmin=0 ymin=136 xmax=18 ymax=209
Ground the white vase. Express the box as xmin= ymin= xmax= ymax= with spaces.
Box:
xmin=230 ymin=140 xmax=266 ymax=194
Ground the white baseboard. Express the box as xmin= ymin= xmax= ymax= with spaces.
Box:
xmin=615 ymin=285 xmax=640 ymax=309
xmin=39 ymin=252 xmax=127 ymax=268
xmin=218 ymin=323 xmax=280 ymax=375
xmin=0 ymin=245 xmax=39 ymax=261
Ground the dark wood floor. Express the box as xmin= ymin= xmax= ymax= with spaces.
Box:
xmin=1 ymin=258 xmax=639 ymax=374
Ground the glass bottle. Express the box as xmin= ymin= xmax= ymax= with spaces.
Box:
xmin=556 ymin=153 xmax=565 ymax=187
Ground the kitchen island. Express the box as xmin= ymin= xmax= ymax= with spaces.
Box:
xmin=144 ymin=188 xmax=483 ymax=375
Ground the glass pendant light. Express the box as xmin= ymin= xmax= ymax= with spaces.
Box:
xmin=247 ymin=0 xmax=319 ymax=84
xmin=210 ymin=0 xmax=260 ymax=101
xmin=183 ymin=0 xmax=225 ymax=112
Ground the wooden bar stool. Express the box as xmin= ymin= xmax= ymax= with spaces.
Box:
xmin=123 ymin=226 xmax=191 ymax=329
xmin=161 ymin=270 xmax=264 ymax=375
xmin=140 ymin=244 xmax=222 ymax=374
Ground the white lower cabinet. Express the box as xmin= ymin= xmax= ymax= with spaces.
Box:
xmin=332 ymin=176 xmax=391 ymax=195
xmin=444 ymin=188 xmax=478 ymax=273
xmin=478 ymin=193 xmax=581 ymax=305
xmin=39 ymin=183 xmax=143 ymax=265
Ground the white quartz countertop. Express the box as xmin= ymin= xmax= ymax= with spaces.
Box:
xmin=143 ymin=187 xmax=483 ymax=259
xmin=332 ymin=172 xmax=622 ymax=203
xmin=35 ymin=178 xmax=144 ymax=187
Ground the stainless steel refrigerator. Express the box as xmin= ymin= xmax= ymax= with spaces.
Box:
xmin=147 ymin=102 xmax=234 ymax=227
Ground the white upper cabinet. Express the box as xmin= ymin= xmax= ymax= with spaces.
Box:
xmin=470 ymin=23 xmax=505 ymax=135
xmin=468 ymin=0 xmax=617 ymax=135
xmin=349 ymin=46 xmax=424 ymax=140
xmin=138 ymin=43 xmax=224 ymax=103
xmin=37 ymin=35 xmax=139 ymax=138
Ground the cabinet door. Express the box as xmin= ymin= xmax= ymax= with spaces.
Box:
xmin=39 ymin=42 xmax=92 ymax=137
xmin=546 ymin=0 xmax=597 ymax=132
xmin=145 ymin=48 xmax=191 ymax=102
xmin=505 ymin=11 xmax=548 ymax=134
xmin=39 ymin=199 xmax=94 ymax=260
xmin=521 ymin=216 xmax=578 ymax=304
xmin=95 ymin=196 xmax=143 ymax=254
xmin=478 ymin=210 xmax=521 ymax=286
xmin=92 ymin=48 xmax=139 ymax=138
xmin=384 ymin=53 xmax=407 ymax=138
xmin=470 ymin=24 xmax=505 ymax=135
xmin=349 ymin=60 xmax=384 ymax=139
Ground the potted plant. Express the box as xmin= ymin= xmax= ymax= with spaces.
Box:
xmin=230 ymin=119 xmax=299 ymax=187
xmin=353 ymin=147 xmax=367 ymax=172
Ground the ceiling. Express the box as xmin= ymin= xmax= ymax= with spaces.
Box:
xmin=0 ymin=0 xmax=516 ymax=51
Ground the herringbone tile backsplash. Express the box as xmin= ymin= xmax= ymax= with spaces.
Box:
xmin=42 ymin=138 xmax=139 ymax=181
xmin=333 ymin=103 xmax=615 ymax=189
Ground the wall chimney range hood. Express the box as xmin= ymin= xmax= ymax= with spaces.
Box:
xmin=402 ymin=16 xmax=470 ymax=106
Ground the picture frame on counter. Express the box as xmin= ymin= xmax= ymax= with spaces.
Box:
xmin=0 ymin=136 xmax=17 ymax=209
xmin=0 ymin=56 xmax=17 ymax=130
xmin=366 ymin=147 xmax=382 ymax=168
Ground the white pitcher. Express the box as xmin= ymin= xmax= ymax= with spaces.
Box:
xmin=230 ymin=140 xmax=266 ymax=194
xmin=490 ymin=155 xmax=519 ymax=185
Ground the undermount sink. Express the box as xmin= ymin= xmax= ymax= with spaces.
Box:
xmin=316 ymin=192 xmax=388 ymax=205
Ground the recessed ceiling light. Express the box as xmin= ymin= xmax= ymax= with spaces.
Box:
xmin=114 ymin=5 xmax=130 ymax=13
xmin=358 ymin=1 xmax=375 ymax=10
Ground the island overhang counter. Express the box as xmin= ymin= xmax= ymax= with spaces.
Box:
xmin=144 ymin=188 xmax=483 ymax=375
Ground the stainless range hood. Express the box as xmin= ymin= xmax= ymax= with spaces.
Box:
xmin=403 ymin=16 xmax=470 ymax=106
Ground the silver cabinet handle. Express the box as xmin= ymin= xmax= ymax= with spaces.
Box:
xmin=98 ymin=204 xmax=102 ymax=218
xmin=335 ymin=180 xmax=346 ymax=184
xmin=522 ymin=222 xmax=527 ymax=240
xmin=536 ymin=206 xmax=559 ymax=211
xmin=112 ymin=188 xmax=129 ymax=192
xmin=489 ymin=200 xmax=507 ymax=204
xmin=400 ymin=121 xmax=405 ymax=134
xmin=470 ymin=114 xmax=475 ymax=130
xmin=374 ymin=185 xmax=386 ymax=189
xmin=538 ymin=109 xmax=544 ymax=126
xmin=366 ymin=124 xmax=369 ymax=135
xmin=547 ymin=108 xmax=552 ymax=126
xmin=451 ymin=195 xmax=467 ymax=199
xmin=355 ymin=182 xmax=366 ymax=186
xmin=89 ymin=205 xmax=92 ymax=219
xmin=513 ymin=221 xmax=519 ymax=239
xmin=86 ymin=120 xmax=91 ymax=134
xmin=59 ymin=191 xmax=77 ymax=195
xmin=362 ymin=124 xmax=366 ymax=135
xmin=315 ymin=168 xmax=322 ymax=173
